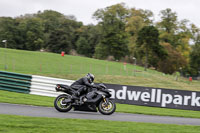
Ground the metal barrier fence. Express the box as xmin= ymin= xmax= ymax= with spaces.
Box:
xmin=30 ymin=75 xmax=73 ymax=97
xmin=0 ymin=71 xmax=31 ymax=93
xmin=0 ymin=71 xmax=74 ymax=97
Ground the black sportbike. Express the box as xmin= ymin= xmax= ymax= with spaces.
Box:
xmin=54 ymin=83 xmax=116 ymax=115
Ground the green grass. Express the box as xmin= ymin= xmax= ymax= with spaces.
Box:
xmin=117 ymin=104 xmax=200 ymax=118
xmin=0 ymin=114 xmax=200 ymax=133
xmin=0 ymin=48 xmax=200 ymax=91
xmin=0 ymin=90 xmax=54 ymax=107
xmin=1 ymin=90 xmax=200 ymax=119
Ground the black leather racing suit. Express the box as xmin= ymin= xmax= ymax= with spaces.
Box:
xmin=70 ymin=77 xmax=98 ymax=96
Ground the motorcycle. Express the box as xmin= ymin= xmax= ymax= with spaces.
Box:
xmin=54 ymin=83 xmax=116 ymax=115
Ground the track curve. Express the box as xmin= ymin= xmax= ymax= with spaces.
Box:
xmin=0 ymin=103 xmax=200 ymax=125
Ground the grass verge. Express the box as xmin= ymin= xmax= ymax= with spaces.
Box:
xmin=0 ymin=114 xmax=200 ymax=133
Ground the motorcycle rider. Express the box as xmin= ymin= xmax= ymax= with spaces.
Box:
xmin=70 ymin=73 xmax=99 ymax=101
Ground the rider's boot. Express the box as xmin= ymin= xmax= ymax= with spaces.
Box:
xmin=79 ymin=96 xmax=87 ymax=105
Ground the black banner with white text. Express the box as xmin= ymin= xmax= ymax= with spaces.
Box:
xmin=105 ymin=83 xmax=200 ymax=111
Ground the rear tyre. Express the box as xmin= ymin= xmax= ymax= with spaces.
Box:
xmin=54 ymin=94 xmax=72 ymax=112
xmin=98 ymin=99 xmax=116 ymax=115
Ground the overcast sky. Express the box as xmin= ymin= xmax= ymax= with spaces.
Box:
xmin=0 ymin=0 xmax=199 ymax=26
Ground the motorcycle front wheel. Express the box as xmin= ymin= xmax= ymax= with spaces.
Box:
xmin=54 ymin=94 xmax=72 ymax=112
xmin=98 ymin=99 xmax=116 ymax=115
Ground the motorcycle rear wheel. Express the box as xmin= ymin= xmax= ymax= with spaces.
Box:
xmin=98 ymin=99 xmax=116 ymax=115
xmin=54 ymin=94 xmax=72 ymax=112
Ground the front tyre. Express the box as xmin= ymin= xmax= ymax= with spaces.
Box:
xmin=54 ymin=94 xmax=72 ymax=112
xmin=98 ymin=99 xmax=116 ymax=115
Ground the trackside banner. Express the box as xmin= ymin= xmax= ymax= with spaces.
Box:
xmin=105 ymin=83 xmax=200 ymax=111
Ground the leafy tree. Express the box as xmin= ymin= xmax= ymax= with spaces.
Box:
xmin=94 ymin=43 xmax=108 ymax=59
xmin=36 ymin=10 xmax=65 ymax=33
xmin=173 ymin=19 xmax=191 ymax=65
xmin=137 ymin=26 xmax=167 ymax=71
xmin=190 ymin=23 xmax=200 ymax=44
xmin=42 ymin=12 xmax=82 ymax=53
xmin=36 ymin=10 xmax=82 ymax=50
xmin=0 ymin=17 xmax=23 ymax=49
xmin=93 ymin=3 xmax=129 ymax=60
xmin=75 ymin=25 xmax=101 ymax=57
xmin=47 ymin=28 xmax=72 ymax=53
xmin=156 ymin=8 xmax=179 ymax=47
xmin=157 ymin=8 xmax=178 ymax=34
xmin=20 ymin=17 xmax=44 ymax=50
xmin=76 ymin=37 xmax=90 ymax=56
xmin=157 ymin=8 xmax=192 ymax=74
xmin=126 ymin=8 xmax=154 ymax=57
xmin=158 ymin=43 xmax=187 ymax=74
xmin=157 ymin=9 xmax=191 ymax=51
xmin=189 ymin=30 xmax=200 ymax=76
xmin=58 ymin=18 xmax=82 ymax=50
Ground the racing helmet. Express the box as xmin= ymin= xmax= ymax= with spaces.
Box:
xmin=86 ymin=73 xmax=95 ymax=83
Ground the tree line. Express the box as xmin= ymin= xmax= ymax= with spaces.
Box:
xmin=0 ymin=3 xmax=200 ymax=76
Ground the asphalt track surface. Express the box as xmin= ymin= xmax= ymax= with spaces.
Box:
xmin=0 ymin=103 xmax=200 ymax=126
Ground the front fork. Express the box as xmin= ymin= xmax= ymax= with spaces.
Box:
xmin=102 ymin=95 xmax=109 ymax=106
